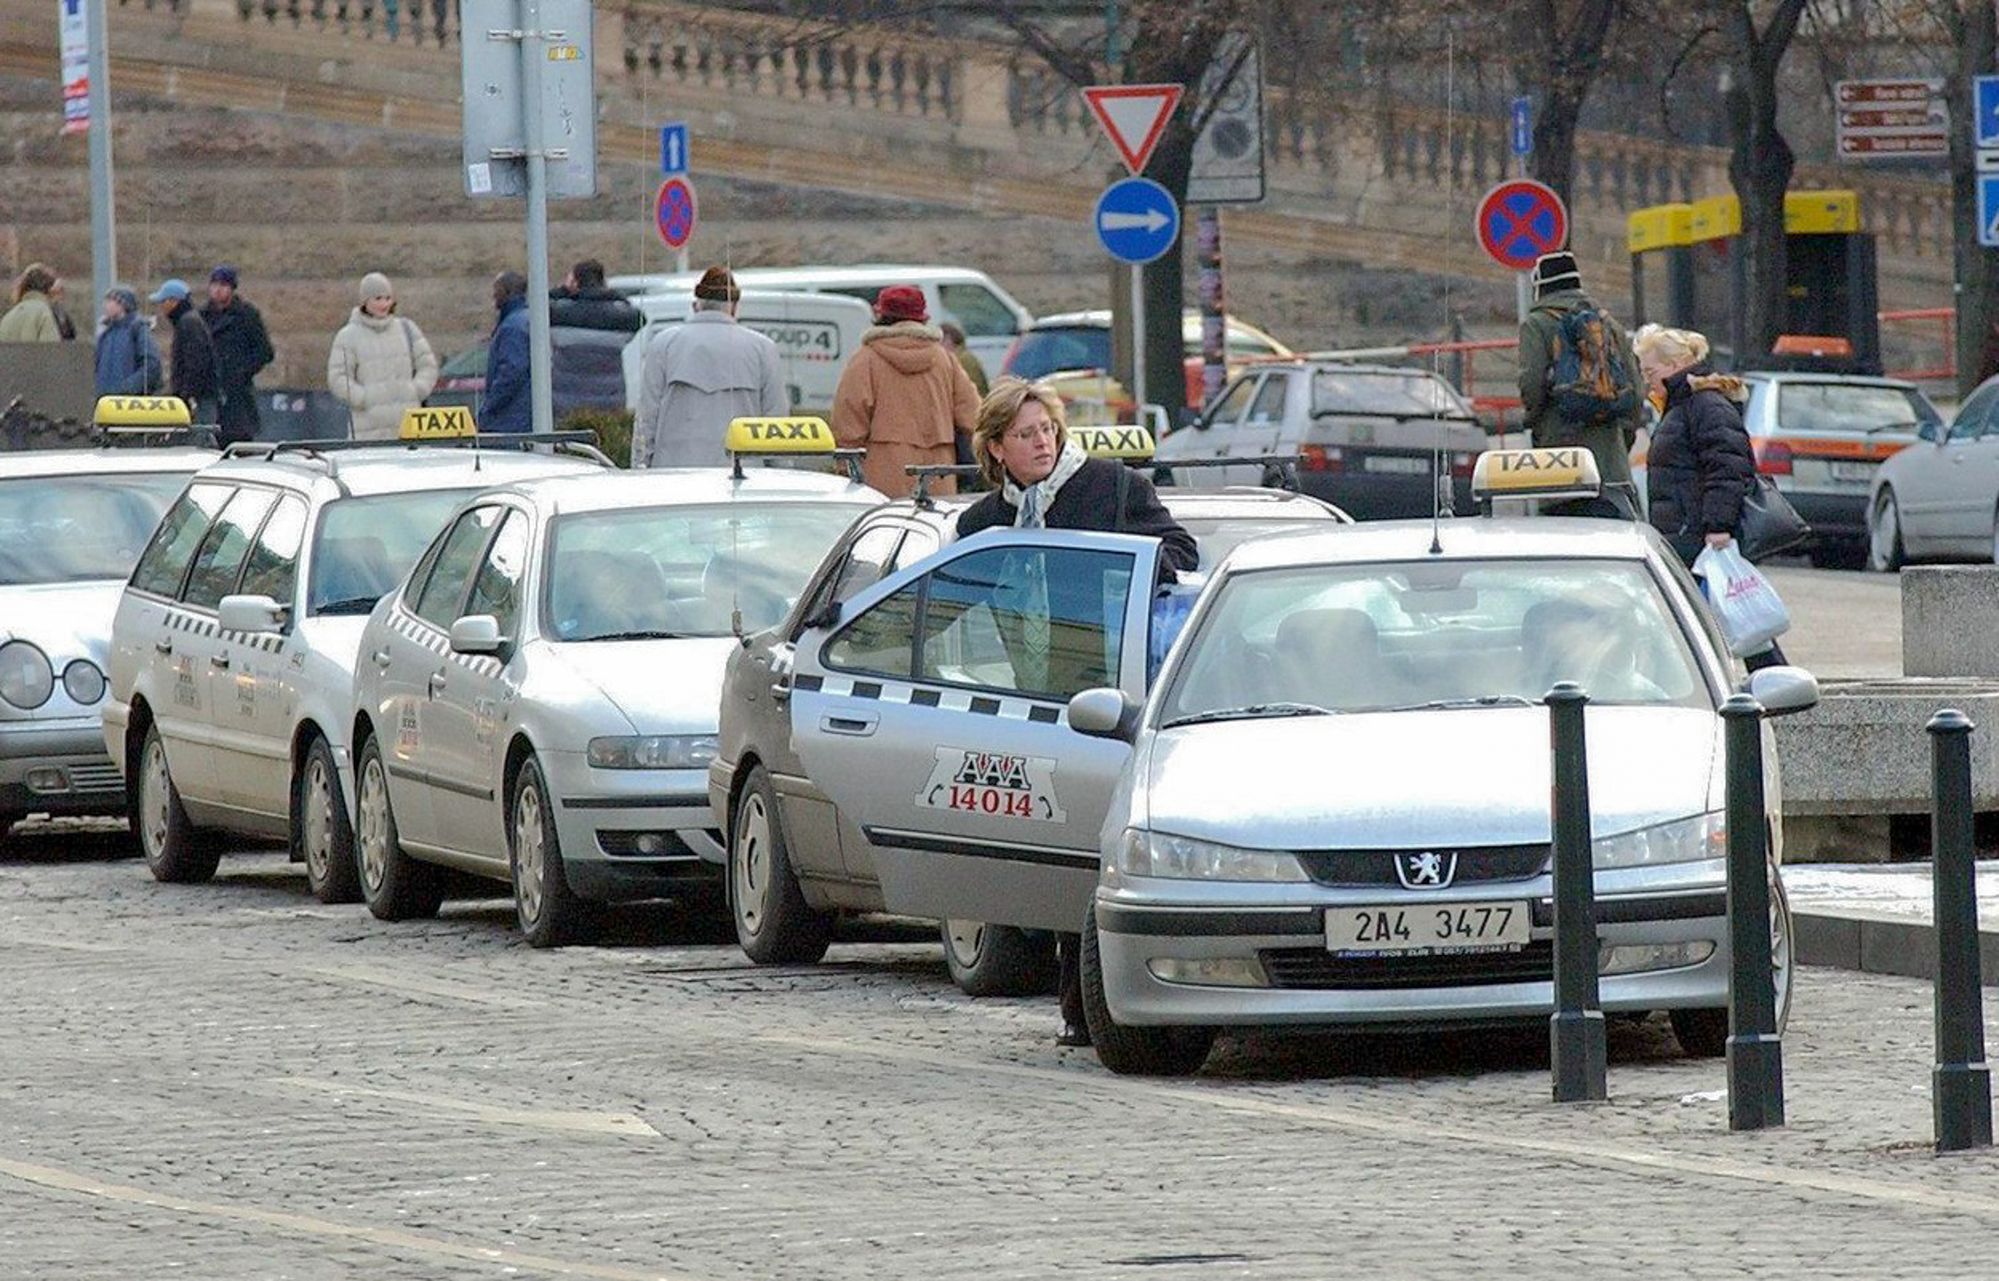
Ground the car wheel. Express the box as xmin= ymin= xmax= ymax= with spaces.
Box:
xmin=942 ymin=920 xmax=1059 ymax=997
xmin=729 ymin=765 xmax=832 ymax=965
xmin=1670 ymin=1007 xmax=1727 ymax=1058
xmin=355 ymin=735 xmax=442 ymax=922
xmin=133 ymin=723 xmax=220 ymax=884
xmin=1080 ymin=908 xmax=1215 ymax=1076
xmin=510 ymin=755 xmax=592 ymax=948
xmin=1867 ymin=489 xmax=1905 ymax=572
xmin=296 ymin=735 xmax=361 ymax=904
xmin=1673 ymin=864 xmax=1793 ymax=1059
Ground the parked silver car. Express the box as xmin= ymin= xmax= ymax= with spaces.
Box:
xmin=1866 ymin=373 xmax=1999 ymax=569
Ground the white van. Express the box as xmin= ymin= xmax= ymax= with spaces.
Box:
xmin=609 ymin=265 xmax=1034 ymax=374
xmin=622 ymin=290 xmax=874 ymax=419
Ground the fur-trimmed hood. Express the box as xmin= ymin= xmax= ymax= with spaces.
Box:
xmin=1685 ymin=372 xmax=1747 ymax=403
xmin=861 ymin=320 xmax=945 ymax=374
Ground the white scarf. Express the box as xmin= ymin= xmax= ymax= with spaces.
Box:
xmin=1003 ymin=439 xmax=1089 ymax=528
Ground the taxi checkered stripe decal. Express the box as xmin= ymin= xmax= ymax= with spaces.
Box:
xmin=166 ymin=609 xmax=284 ymax=653
xmin=803 ymin=674 xmax=1062 ymax=723
xmin=388 ymin=610 xmax=504 ymax=678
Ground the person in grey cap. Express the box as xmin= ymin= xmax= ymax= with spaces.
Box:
xmin=327 ymin=271 xmax=439 ymax=441
xmin=1516 ymin=250 xmax=1644 ymax=519
xmin=150 ymin=279 xmax=218 ymax=423
xmin=201 ymin=264 xmax=275 ymax=444
xmin=94 ymin=284 xmax=162 ymax=396
xmin=632 ymin=266 xmax=786 ymax=468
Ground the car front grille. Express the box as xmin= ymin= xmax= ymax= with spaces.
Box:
xmin=66 ymin=761 xmax=125 ymax=794
xmin=1259 ymin=942 xmax=1554 ymax=990
xmin=1294 ymin=844 xmax=1548 ymax=888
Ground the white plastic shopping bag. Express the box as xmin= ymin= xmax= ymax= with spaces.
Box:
xmin=1693 ymin=543 xmax=1791 ymax=657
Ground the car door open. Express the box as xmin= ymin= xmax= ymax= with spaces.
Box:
xmin=788 ymin=530 xmax=1161 ymax=933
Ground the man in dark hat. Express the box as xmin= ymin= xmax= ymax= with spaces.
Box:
xmin=200 ymin=265 xmax=275 ymax=445
xmin=632 ymin=266 xmax=786 ymax=467
xmin=1516 ymin=250 xmax=1644 ymax=519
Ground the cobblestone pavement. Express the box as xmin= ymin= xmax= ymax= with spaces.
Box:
xmin=4 ymin=826 xmax=1999 ymax=1280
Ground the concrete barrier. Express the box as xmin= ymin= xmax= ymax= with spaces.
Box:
xmin=1904 ymin=567 xmax=1999 ymax=679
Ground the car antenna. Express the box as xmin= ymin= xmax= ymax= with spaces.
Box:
xmin=1427 ymin=30 xmax=1459 ymax=559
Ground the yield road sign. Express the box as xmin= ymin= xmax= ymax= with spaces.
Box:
xmin=1095 ymin=177 xmax=1179 ymax=264
xmin=1977 ymin=77 xmax=1999 ymax=149
xmin=1980 ymin=175 xmax=1999 ymax=248
xmin=656 ymin=176 xmax=697 ymax=249
xmin=1082 ymin=83 xmax=1183 ymax=175
xmin=1476 ymin=178 xmax=1568 ymax=271
xmin=660 ymin=122 xmax=689 ymax=175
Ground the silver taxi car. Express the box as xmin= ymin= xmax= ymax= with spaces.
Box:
xmin=104 ymin=425 xmax=606 ymax=895
xmin=350 ymin=432 xmax=883 ymax=946
xmin=1064 ymin=450 xmax=1813 ymax=1074
xmin=0 ymin=425 xmax=215 ymax=843
xmin=709 ymin=437 xmax=1347 ymax=990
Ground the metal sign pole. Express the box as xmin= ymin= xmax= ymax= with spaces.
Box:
xmin=1129 ymin=262 xmax=1147 ymax=419
xmin=518 ymin=0 xmax=555 ymax=436
xmin=86 ymin=0 xmax=115 ymax=310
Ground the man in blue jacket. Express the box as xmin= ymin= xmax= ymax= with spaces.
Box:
xmin=94 ymin=284 xmax=162 ymax=395
xmin=479 ymin=271 xmax=532 ymax=433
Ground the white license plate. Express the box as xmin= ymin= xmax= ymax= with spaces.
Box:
xmin=1326 ymin=901 xmax=1531 ymax=956
xmin=1362 ymin=454 xmax=1429 ymax=475
xmin=1827 ymin=460 xmax=1874 ymax=483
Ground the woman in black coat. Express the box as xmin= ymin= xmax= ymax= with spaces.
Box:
xmin=957 ymin=378 xmax=1197 ymax=1049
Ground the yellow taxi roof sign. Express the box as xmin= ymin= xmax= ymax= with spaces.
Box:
xmin=399 ymin=405 xmax=476 ymax=440
xmin=1072 ymin=424 xmax=1155 ymax=461
xmin=1470 ymin=447 xmax=1602 ymax=505
xmin=726 ymin=416 xmax=836 ymax=454
xmin=93 ymin=395 xmax=190 ymax=428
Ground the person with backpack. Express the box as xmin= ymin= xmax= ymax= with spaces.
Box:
xmin=1517 ymin=251 xmax=1644 ymax=519
xmin=327 ymin=272 xmax=440 ymax=441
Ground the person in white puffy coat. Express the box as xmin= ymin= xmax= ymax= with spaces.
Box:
xmin=327 ymin=272 xmax=440 ymax=441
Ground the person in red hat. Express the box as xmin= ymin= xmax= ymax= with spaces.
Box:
xmin=830 ymin=284 xmax=980 ymax=497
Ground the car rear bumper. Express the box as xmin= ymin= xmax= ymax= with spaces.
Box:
xmin=1780 ymin=488 xmax=1869 ymax=540
xmin=1096 ymin=890 xmax=1730 ymax=1026
xmin=0 ymin=719 xmax=128 ymax=818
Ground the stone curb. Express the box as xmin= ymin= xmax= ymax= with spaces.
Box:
xmin=1796 ymin=906 xmax=1999 ymax=985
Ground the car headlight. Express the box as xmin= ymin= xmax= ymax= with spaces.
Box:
xmin=1116 ymin=828 xmax=1311 ymax=882
xmin=1593 ymin=811 xmax=1726 ymax=869
xmin=0 ymin=641 xmax=54 ymax=710
xmin=586 ymin=734 xmax=718 ymax=770
xmin=62 ymin=659 xmax=105 ymax=706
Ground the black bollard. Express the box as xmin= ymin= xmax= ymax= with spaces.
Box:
xmin=1928 ymin=708 xmax=1992 ymax=1154
xmin=1547 ymin=681 xmax=1606 ymax=1102
xmin=1722 ymin=692 xmax=1784 ymax=1131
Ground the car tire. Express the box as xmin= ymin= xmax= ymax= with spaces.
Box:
xmin=1674 ymin=864 xmax=1793 ymax=1059
xmin=296 ymin=735 xmax=361 ymax=905
xmin=1080 ymin=908 xmax=1215 ymax=1076
xmin=510 ymin=755 xmax=593 ymax=948
xmin=729 ymin=765 xmax=832 ymax=965
xmin=1670 ymin=1007 xmax=1728 ymax=1058
xmin=942 ymin=920 xmax=1059 ymax=997
xmin=355 ymin=735 xmax=443 ymax=922
xmin=1867 ymin=489 xmax=1905 ymax=572
xmin=133 ymin=723 xmax=220 ymax=884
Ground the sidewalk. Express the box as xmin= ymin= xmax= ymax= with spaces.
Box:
xmin=1785 ymin=861 xmax=1999 ymax=983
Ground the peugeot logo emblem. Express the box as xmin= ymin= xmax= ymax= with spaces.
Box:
xmin=1394 ymin=850 xmax=1458 ymax=890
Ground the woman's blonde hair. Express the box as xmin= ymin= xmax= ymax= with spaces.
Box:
xmin=1632 ymin=325 xmax=1710 ymax=372
xmin=972 ymin=376 xmax=1068 ymax=487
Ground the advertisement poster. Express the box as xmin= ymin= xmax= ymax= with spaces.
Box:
xmin=59 ymin=0 xmax=88 ymax=135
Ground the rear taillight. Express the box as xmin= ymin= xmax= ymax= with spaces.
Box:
xmin=1755 ymin=439 xmax=1793 ymax=476
xmin=999 ymin=336 xmax=1022 ymax=373
xmin=1451 ymin=452 xmax=1476 ymax=478
xmin=1301 ymin=445 xmax=1344 ymax=473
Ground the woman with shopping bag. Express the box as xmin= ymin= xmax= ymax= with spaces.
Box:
xmin=1634 ymin=326 xmax=1789 ymax=669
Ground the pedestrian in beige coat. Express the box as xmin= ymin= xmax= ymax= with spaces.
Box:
xmin=327 ymin=272 xmax=440 ymax=441
xmin=830 ymin=285 xmax=979 ymax=498
xmin=0 ymin=264 xmax=61 ymax=342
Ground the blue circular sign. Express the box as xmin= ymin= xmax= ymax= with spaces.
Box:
xmin=1094 ymin=177 xmax=1180 ymax=265
xmin=656 ymin=177 xmax=697 ymax=249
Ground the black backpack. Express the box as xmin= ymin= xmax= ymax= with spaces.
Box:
xmin=1548 ymin=304 xmax=1639 ymax=427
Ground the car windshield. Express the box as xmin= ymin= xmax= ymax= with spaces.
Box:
xmin=1005 ymin=327 xmax=1114 ymax=380
xmin=545 ymin=503 xmax=860 ymax=641
xmin=1311 ymin=370 xmax=1472 ymax=419
xmin=310 ymin=489 xmax=477 ymax=614
xmin=0 ymin=472 xmax=190 ymax=586
xmin=1160 ymin=558 xmax=1711 ymax=724
xmin=1775 ymin=382 xmax=1939 ymax=435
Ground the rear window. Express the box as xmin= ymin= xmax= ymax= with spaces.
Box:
xmin=1311 ymin=370 xmax=1473 ymax=419
xmin=1773 ymin=382 xmax=1939 ymax=436
xmin=1004 ymin=326 xmax=1113 ymax=380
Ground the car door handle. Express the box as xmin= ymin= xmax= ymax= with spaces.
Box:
xmin=820 ymin=713 xmax=877 ymax=736
xmin=210 ymin=652 xmax=230 ymax=670
xmin=428 ymin=670 xmax=448 ymax=697
xmin=154 ymin=637 xmax=173 ymax=655
xmin=371 ymin=648 xmax=392 ymax=669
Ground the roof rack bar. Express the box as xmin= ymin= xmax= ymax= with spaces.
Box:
xmin=1145 ymin=454 xmax=1303 ymax=494
xmin=904 ymin=463 xmax=982 ymax=507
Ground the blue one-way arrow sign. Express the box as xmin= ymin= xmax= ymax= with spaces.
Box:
xmin=1094 ymin=177 xmax=1179 ymax=264
xmin=1980 ymin=175 xmax=1999 ymax=248
xmin=660 ymin=121 xmax=689 ymax=176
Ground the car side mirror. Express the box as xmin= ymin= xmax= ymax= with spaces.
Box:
xmin=1067 ymin=687 xmax=1139 ymax=742
xmin=217 ymin=593 xmax=287 ymax=634
xmin=1747 ymin=665 xmax=1819 ymax=718
xmin=449 ymin=614 xmax=504 ymax=655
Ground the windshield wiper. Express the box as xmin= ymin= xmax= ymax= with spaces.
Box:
xmin=1385 ymin=694 xmax=1538 ymax=712
xmin=313 ymin=596 xmax=382 ymax=616
xmin=570 ymin=629 xmax=692 ymax=642
xmin=1164 ymin=702 xmax=1336 ymax=728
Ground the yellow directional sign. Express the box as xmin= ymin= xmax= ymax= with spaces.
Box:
xmin=399 ymin=405 xmax=477 ymax=440
xmin=1072 ymin=425 xmax=1156 ymax=461
xmin=726 ymin=416 xmax=837 ymax=453
xmin=93 ymin=395 xmax=191 ymax=427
